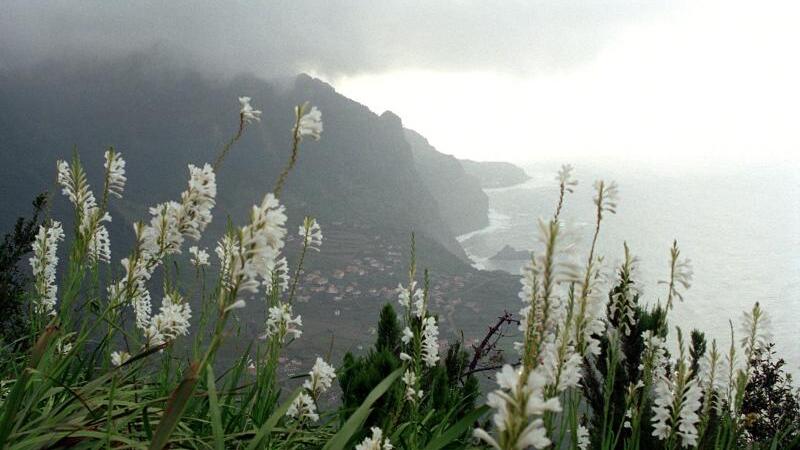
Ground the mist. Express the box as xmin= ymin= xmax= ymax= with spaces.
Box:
xmin=5 ymin=1 xmax=798 ymax=165
xmin=2 ymin=1 xmax=666 ymax=78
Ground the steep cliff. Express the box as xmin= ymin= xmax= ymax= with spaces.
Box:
xmin=405 ymin=128 xmax=489 ymax=236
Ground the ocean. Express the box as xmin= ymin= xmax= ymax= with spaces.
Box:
xmin=458 ymin=161 xmax=800 ymax=375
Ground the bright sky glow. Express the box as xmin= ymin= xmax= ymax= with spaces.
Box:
xmin=330 ymin=2 xmax=800 ymax=167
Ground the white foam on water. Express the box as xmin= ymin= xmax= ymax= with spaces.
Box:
xmin=456 ymin=209 xmax=513 ymax=243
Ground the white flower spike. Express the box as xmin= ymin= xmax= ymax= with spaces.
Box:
xmin=239 ymin=96 xmax=262 ymax=124
xmin=297 ymin=103 xmax=323 ymax=141
xmin=29 ymin=221 xmax=65 ymax=316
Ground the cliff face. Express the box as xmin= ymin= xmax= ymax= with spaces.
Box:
xmin=405 ymin=128 xmax=489 ymax=236
xmin=281 ymin=76 xmax=469 ymax=260
xmin=460 ymin=159 xmax=530 ymax=188
xmin=0 ymin=59 xmax=469 ymax=261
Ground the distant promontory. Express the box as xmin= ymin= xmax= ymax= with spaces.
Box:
xmin=489 ymin=244 xmax=531 ymax=261
xmin=459 ymin=159 xmax=530 ymax=188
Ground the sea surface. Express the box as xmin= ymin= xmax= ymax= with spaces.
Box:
xmin=458 ymin=161 xmax=800 ymax=375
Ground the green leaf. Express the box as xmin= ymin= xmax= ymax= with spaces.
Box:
xmin=389 ymin=422 xmax=410 ymax=443
xmin=142 ymin=406 xmax=153 ymax=441
xmin=245 ymin=387 xmax=302 ymax=450
xmin=148 ymin=361 xmax=201 ymax=450
xmin=0 ymin=321 xmax=59 ymax=446
xmin=206 ymin=366 xmax=224 ymax=450
xmin=322 ymin=368 xmax=403 ymax=450
xmin=423 ymin=405 xmax=489 ymax=450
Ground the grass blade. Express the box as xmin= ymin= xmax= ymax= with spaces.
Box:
xmin=206 ymin=366 xmax=224 ymax=450
xmin=423 ymin=405 xmax=489 ymax=450
xmin=0 ymin=322 xmax=59 ymax=446
xmin=148 ymin=361 xmax=200 ymax=450
xmin=244 ymin=387 xmax=302 ymax=450
xmin=322 ymin=367 xmax=402 ymax=450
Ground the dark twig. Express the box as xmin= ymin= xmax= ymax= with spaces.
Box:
xmin=464 ymin=311 xmax=520 ymax=379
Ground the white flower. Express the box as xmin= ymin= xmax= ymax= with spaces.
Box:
xmin=651 ymin=374 xmax=704 ymax=448
xmin=401 ymin=326 xmax=413 ymax=345
xmin=515 ymin=251 xmax=567 ymax=354
xmin=401 ymin=369 xmax=416 ymax=387
xmin=29 ymin=221 xmax=64 ymax=316
xmin=573 ymin=285 xmax=607 ymax=358
xmin=475 ymin=365 xmax=561 ymax=450
xmin=640 ymin=330 xmax=668 ymax=382
xmin=145 ymin=292 xmax=192 ymax=347
xmin=740 ymin=302 xmax=771 ymax=363
xmin=421 ymin=316 xmax=439 ymax=367
xmin=57 ymin=159 xmax=113 ymax=263
xmin=659 ymin=240 xmax=693 ymax=309
xmin=109 ymin=164 xmax=215 ymax=343
xmin=517 ymin=258 xmax=538 ymax=304
xmin=188 ymin=246 xmax=210 ymax=267
xmin=215 ymin=234 xmax=239 ymax=289
xmin=140 ymin=164 xmax=216 ymax=261
xmin=593 ymin=179 xmax=619 ymax=217
xmin=107 ymin=227 xmax=154 ymax=331
xmin=224 ymin=299 xmax=247 ymax=312
xmin=412 ymin=288 xmax=425 ymax=318
xmin=264 ymin=303 xmax=302 ymax=342
xmin=355 ymin=427 xmax=393 ymax=450
xmin=495 ymin=364 xmax=519 ymax=391
xmin=297 ymin=104 xmax=323 ymax=141
xmin=556 ymin=164 xmax=578 ymax=193
xmin=396 ymin=282 xmax=414 ymax=309
xmin=524 ymin=370 xmax=562 ymax=416
xmin=57 ymin=159 xmax=93 ymax=216
xmin=299 ymin=217 xmax=323 ymax=251
xmin=104 ymin=149 xmax=126 ymax=198
xmin=608 ymin=243 xmax=639 ymax=336
xmin=399 ymin=352 xmax=412 ymax=362
xmin=402 ymin=369 xmax=422 ymax=401
xmin=142 ymin=164 xmax=216 ymax=259
xmin=0 ymin=380 xmax=13 ymax=406
xmin=540 ymin=338 xmax=582 ymax=392
xmin=397 ymin=281 xmax=425 ymax=317
xmin=286 ymin=392 xmax=319 ymax=422
xmin=473 ymin=429 xmax=501 ymax=449
xmin=264 ymin=256 xmax=290 ymax=294
xmin=235 ymin=193 xmax=287 ymax=294
xmin=303 ymin=357 xmax=336 ymax=396
xmin=143 ymin=201 xmax=182 ymax=257
xmin=699 ymin=341 xmax=726 ymax=414
xmin=624 ymin=408 xmax=633 ymax=429
xmin=89 ymin=221 xmax=112 ymax=264
xmin=119 ymin=257 xmax=153 ymax=331
xmin=177 ymin=163 xmax=217 ymax=241
xmin=238 ymin=96 xmax=262 ymax=124
xmin=111 ymin=351 xmax=131 ymax=367
xmin=55 ymin=339 xmax=73 ymax=355
xmin=677 ymin=379 xmax=703 ymax=447
xmin=651 ymin=377 xmax=674 ymax=440
xmin=699 ymin=345 xmax=723 ymax=392
xmin=577 ymin=424 xmax=590 ymax=450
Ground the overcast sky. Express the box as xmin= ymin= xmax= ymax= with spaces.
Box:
xmin=3 ymin=1 xmax=799 ymax=166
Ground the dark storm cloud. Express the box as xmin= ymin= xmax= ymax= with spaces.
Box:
xmin=1 ymin=1 xmax=669 ymax=77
